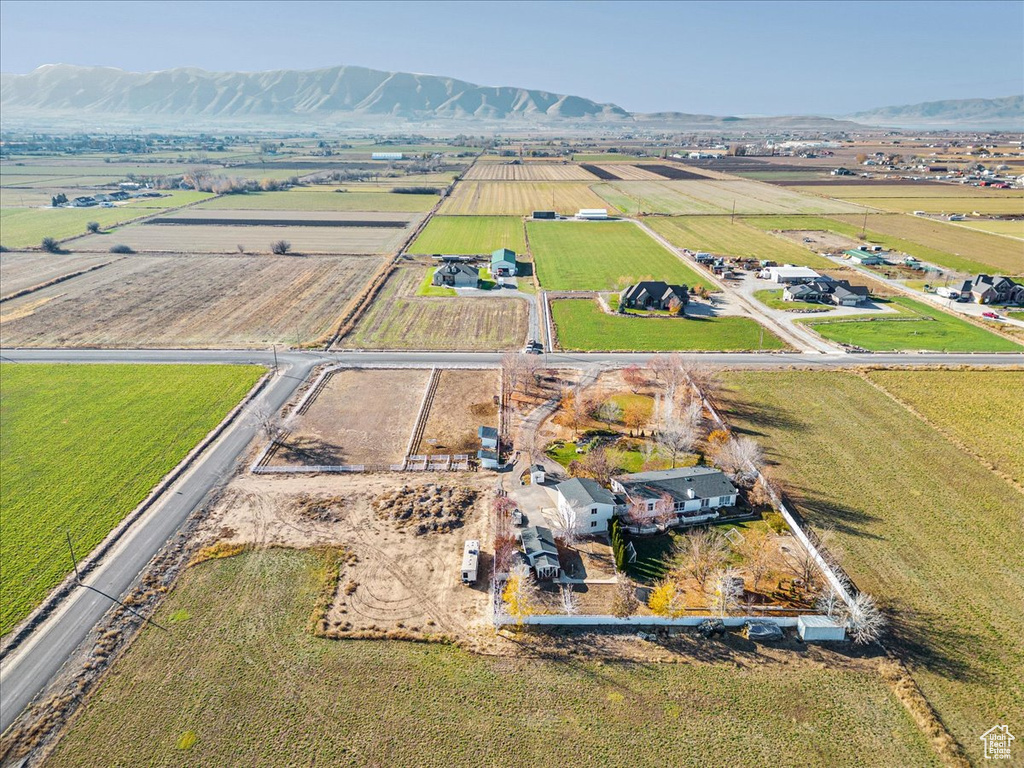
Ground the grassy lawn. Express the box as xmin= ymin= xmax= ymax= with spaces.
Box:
xmin=753 ymin=289 xmax=832 ymax=313
xmin=0 ymin=363 xmax=263 ymax=634
xmin=45 ymin=548 xmax=937 ymax=768
xmin=527 ymin=221 xmax=712 ymax=291
xmin=196 ymin=189 xmax=438 ymax=212
xmin=798 ymin=296 xmax=1022 ymax=352
xmin=340 ymin=266 xmax=526 ymax=350
xmin=0 ymin=193 xmax=214 ymax=249
xmin=416 ymin=269 xmax=456 ymax=296
xmin=866 ymin=369 xmax=1024 ymax=484
xmin=411 ymin=216 xmax=527 ymax=254
xmin=720 ymin=372 xmax=1024 ymax=758
xmin=647 ymin=216 xmax=834 ymax=269
xmin=552 ymin=299 xmax=786 ymax=352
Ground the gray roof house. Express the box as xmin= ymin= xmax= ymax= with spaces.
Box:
xmin=490 ymin=248 xmax=517 ymax=277
xmin=612 ymin=467 xmax=738 ymax=531
xmin=519 ymin=525 xmax=561 ymax=579
xmin=555 ymin=477 xmax=618 ymax=534
xmin=619 ymin=281 xmax=689 ymax=312
xmin=971 ymin=274 xmax=1022 ymax=305
xmin=433 ymin=262 xmax=479 ymax=288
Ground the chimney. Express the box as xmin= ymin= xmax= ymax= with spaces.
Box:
xmin=686 ymin=488 xmax=695 ymax=499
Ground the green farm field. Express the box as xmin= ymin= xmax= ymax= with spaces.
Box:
xmin=742 ymin=215 xmax=1013 ymax=275
xmin=195 ymin=189 xmax=438 ymax=212
xmin=720 ymin=372 xmax=1024 ymax=759
xmin=410 ymin=216 xmax=527 ymax=254
xmin=798 ymin=296 xmax=1022 ymax=352
xmin=647 ymin=216 xmax=834 ymax=269
xmin=45 ymin=548 xmax=939 ymax=768
xmin=0 ymin=192 xmax=214 ymax=249
xmin=527 ymin=221 xmax=711 ymax=291
xmin=338 ymin=266 xmax=527 ymax=350
xmin=551 ymin=299 xmax=785 ymax=351
xmin=866 ymin=369 xmax=1024 ymax=484
xmin=0 ymin=363 xmax=263 ymax=634
xmin=955 ymin=219 xmax=1024 ymax=239
xmin=837 ymin=197 xmax=1024 ymax=215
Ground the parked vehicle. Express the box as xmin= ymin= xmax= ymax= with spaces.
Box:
xmin=982 ymin=311 xmax=1000 ymax=319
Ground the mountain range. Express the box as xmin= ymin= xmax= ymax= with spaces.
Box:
xmin=1 ymin=64 xmax=1020 ymax=130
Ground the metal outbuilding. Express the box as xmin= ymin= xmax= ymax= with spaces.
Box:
xmin=797 ymin=615 xmax=847 ymax=642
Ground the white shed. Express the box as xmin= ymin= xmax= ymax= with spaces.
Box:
xmin=461 ymin=540 xmax=480 ymax=584
xmin=576 ymin=208 xmax=609 ymax=220
xmin=530 ymin=464 xmax=546 ymax=485
xmin=798 ymin=615 xmax=846 ymax=642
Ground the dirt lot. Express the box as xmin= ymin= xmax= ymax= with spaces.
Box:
xmin=270 ymin=368 xmax=430 ymax=466
xmin=464 ymin=163 xmax=598 ymax=181
xmin=199 ymin=471 xmax=493 ymax=638
xmin=72 ymin=211 xmax=423 ymax=255
xmin=414 ymin=368 xmax=501 ymax=455
xmin=0 ymin=253 xmax=383 ymax=347
xmin=0 ymin=251 xmax=115 ymax=297
xmin=778 ymin=229 xmax=862 ymax=253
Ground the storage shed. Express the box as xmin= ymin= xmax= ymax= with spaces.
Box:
xmin=797 ymin=615 xmax=847 ymax=642
xmin=461 ymin=540 xmax=480 ymax=584
xmin=530 ymin=464 xmax=546 ymax=485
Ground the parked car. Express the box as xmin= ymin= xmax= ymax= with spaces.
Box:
xmin=982 ymin=311 xmax=1000 ymax=319
xmin=524 ymin=340 xmax=543 ymax=354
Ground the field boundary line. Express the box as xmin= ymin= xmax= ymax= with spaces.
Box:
xmin=0 ymin=259 xmax=120 ymax=304
xmin=406 ymin=367 xmax=440 ymax=456
xmin=0 ymin=367 xmax=272 ymax=660
xmin=857 ymin=372 xmax=1024 ymax=495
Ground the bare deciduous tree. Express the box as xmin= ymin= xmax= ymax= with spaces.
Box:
xmin=622 ymin=364 xmax=645 ymax=393
xmin=815 ymin=583 xmax=844 ymax=619
xmin=653 ymin=491 xmax=677 ymax=531
xmin=677 ymin=528 xmax=728 ymax=589
xmin=559 ymin=584 xmax=580 ymax=615
xmin=612 ymin=577 xmax=639 ymax=617
xmin=502 ymin=563 xmax=539 ymax=626
xmin=502 ymin=351 xmax=526 ymax=395
xmin=712 ymin=436 xmax=764 ymax=483
xmin=845 ymin=592 xmax=886 ymax=644
xmin=596 ymin=399 xmax=622 ymax=425
xmin=271 ymin=240 xmax=291 ymax=255
xmin=655 ymin=395 xmax=702 ymax=468
xmin=706 ymin=567 xmax=743 ymax=617
xmin=552 ymin=500 xmax=582 ymax=548
xmin=253 ymin=404 xmax=282 ymax=442
xmin=581 ymin=446 xmax=613 ymax=486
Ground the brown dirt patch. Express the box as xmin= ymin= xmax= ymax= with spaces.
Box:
xmin=778 ymin=228 xmax=861 ymax=253
xmin=270 ymin=367 xmax=430 ymax=466
xmin=372 ymin=483 xmax=478 ymax=535
xmin=415 ymin=368 xmax=500 ymax=455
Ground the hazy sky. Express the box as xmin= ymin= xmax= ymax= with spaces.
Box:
xmin=1 ymin=0 xmax=1021 ymax=115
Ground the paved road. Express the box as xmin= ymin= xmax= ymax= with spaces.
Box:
xmin=0 ymin=353 xmax=318 ymax=734
xmin=2 ymin=344 xmax=1023 ymax=734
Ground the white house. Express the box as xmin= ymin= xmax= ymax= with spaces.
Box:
xmin=555 ymin=477 xmax=617 ymax=534
xmin=611 ymin=467 xmax=738 ymax=533
xmin=765 ymin=266 xmax=820 ymax=285
xmin=576 ymin=208 xmax=609 ymax=220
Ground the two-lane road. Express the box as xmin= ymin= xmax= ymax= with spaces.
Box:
xmin=2 ymin=346 xmax=1022 ymax=734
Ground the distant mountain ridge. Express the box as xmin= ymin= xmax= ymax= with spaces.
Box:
xmin=847 ymin=95 xmax=1023 ymax=128
xmin=0 ymin=64 xmax=629 ymax=120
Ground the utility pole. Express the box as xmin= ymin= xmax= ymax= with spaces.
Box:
xmin=67 ymin=531 xmax=81 ymax=582
xmin=861 ymin=210 xmax=868 ymax=238
xmin=731 ymin=199 xmax=736 ymax=224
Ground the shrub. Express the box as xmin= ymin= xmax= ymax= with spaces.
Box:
xmin=271 ymin=240 xmax=291 ymax=255
xmin=109 ymin=244 xmax=135 ymax=254
xmin=762 ymin=510 xmax=788 ymax=535
xmin=41 ymin=237 xmax=61 ymax=253
xmin=609 ymin=517 xmax=628 ymax=571
xmin=86 ymin=221 xmax=101 ymax=233
xmin=392 ymin=186 xmax=440 ymax=195
xmin=0 ymin=245 xmax=8 ymax=253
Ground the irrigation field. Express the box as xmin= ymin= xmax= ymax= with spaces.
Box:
xmin=44 ymin=549 xmax=937 ymax=767
xmin=0 ymin=192 xmax=214 ymax=249
xmin=439 ymin=181 xmax=609 ymax=215
xmin=410 ymin=216 xmax=527 ymax=254
xmin=792 ymin=183 xmax=1024 ymax=216
xmin=743 ymin=215 xmax=1018 ymax=275
xmin=463 ymin=163 xmax=598 ymax=181
xmin=954 ymin=219 xmax=1024 ymax=239
xmin=195 ymin=188 xmax=439 ymax=212
xmin=0 ymin=251 xmax=114 ymax=297
xmin=0 ymin=253 xmax=383 ymax=347
xmin=73 ymin=210 xmax=422 ymax=254
xmin=592 ymin=180 xmax=866 ymax=216
xmin=551 ymin=299 xmax=785 ymax=351
xmin=830 ymin=213 xmax=1024 ymax=274
xmin=721 ymin=371 xmax=1024 ymax=760
xmin=0 ymin=363 xmax=263 ymax=635
xmin=647 ymin=217 xmax=834 ymax=269
xmin=527 ymin=220 xmax=711 ymax=291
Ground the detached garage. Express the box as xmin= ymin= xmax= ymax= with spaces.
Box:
xmin=798 ymin=615 xmax=846 ymax=642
